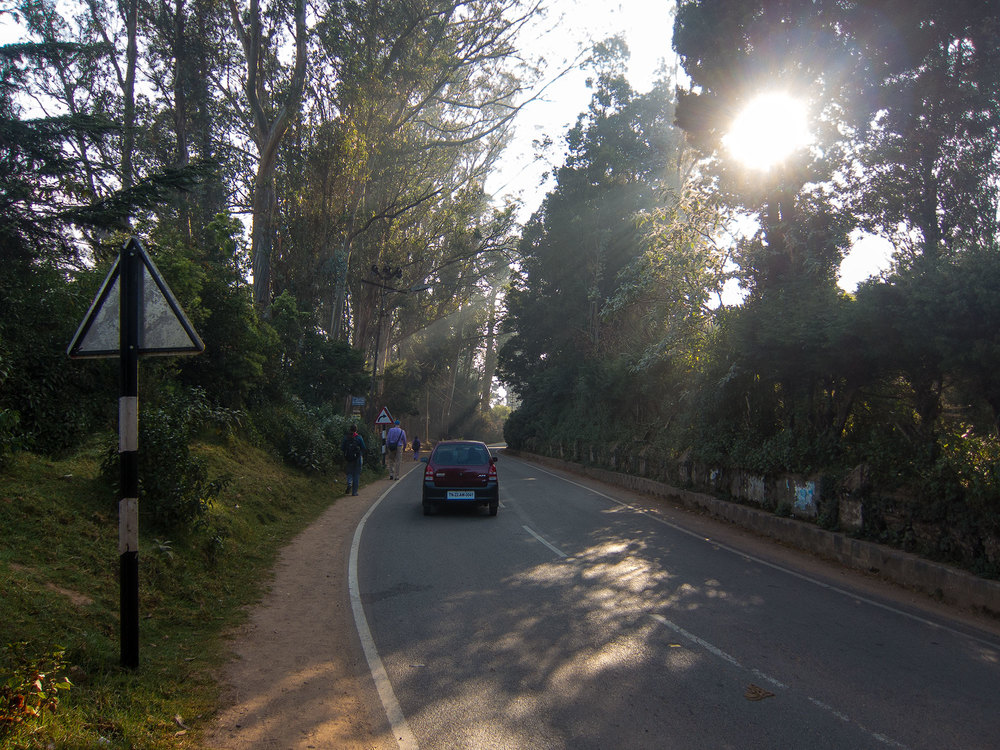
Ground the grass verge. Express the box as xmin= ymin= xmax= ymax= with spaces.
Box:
xmin=0 ymin=434 xmax=366 ymax=749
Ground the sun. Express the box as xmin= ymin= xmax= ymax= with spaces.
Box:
xmin=723 ymin=92 xmax=812 ymax=171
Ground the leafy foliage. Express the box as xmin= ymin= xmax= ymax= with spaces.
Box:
xmin=0 ymin=642 xmax=71 ymax=737
xmin=101 ymin=388 xmax=236 ymax=530
xmin=0 ymin=260 xmax=114 ymax=456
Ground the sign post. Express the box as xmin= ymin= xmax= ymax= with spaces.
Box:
xmin=68 ymin=237 xmax=204 ymax=668
xmin=119 ymin=242 xmax=140 ymax=669
xmin=375 ymin=407 xmax=394 ymax=466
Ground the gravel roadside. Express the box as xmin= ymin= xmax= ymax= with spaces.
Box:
xmin=201 ymin=464 xmax=421 ymax=750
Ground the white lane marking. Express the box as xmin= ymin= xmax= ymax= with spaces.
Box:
xmin=349 ymin=486 xmax=419 ymax=750
xmin=651 ymin=613 xmax=741 ymax=668
xmin=523 ymin=525 xmax=568 ymax=558
xmin=752 ymin=669 xmax=788 ymax=690
xmin=651 ymin=614 xmax=908 ymax=748
xmin=513 ymin=457 xmax=1000 ymax=650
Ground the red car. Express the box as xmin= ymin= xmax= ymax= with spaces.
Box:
xmin=421 ymin=440 xmax=499 ymax=516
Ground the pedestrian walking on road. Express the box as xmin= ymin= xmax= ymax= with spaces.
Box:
xmin=386 ymin=420 xmax=406 ymax=479
xmin=412 ymin=435 xmax=421 ymax=461
xmin=341 ymin=425 xmax=365 ymax=496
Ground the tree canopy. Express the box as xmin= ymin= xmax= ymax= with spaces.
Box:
xmin=0 ymin=0 xmax=539 ymax=465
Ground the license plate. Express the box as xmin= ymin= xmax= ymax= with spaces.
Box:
xmin=447 ymin=490 xmax=475 ymax=500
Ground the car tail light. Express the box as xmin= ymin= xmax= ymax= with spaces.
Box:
xmin=488 ymin=460 xmax=497 ymax=480
xmin=424 ymin=462 xmax=435 ymax=481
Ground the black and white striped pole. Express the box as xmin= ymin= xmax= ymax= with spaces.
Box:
xmin=68 ymin=237 xmax=203 ymax=669
xmin=118 ymin=243 xmax=141 ymax=668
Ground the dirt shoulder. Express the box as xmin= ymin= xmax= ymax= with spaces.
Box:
xmin=201 ymin=464 xmax=422 ymax=750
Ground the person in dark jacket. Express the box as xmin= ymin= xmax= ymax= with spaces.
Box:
xmin=341 ymin=425 xmax=366 ymax=496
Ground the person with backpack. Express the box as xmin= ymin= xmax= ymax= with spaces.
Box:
xmin=412 ymin=435 xmax=421 ymax=461
xmin=341 ymin=424 xmax=365 ymax=496
xmin=385 ymin=420 xmax=406 ymax=480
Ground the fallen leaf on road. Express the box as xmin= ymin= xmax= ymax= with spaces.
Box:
xmin=744 ymin=684 xmax=775 ymax=701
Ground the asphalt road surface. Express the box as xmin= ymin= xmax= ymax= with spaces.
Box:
xmin=352 ymin=453 xmax=1000 ymax=749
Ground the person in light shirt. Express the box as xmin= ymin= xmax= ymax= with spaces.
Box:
xmin=385 ymin=420 xmax=407 ymax=480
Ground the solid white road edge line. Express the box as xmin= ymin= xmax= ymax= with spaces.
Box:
xmin=349 ymin=484 xmax=419 ymax=750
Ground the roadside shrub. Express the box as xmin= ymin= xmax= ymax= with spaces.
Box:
xmin=0 ymin=642 xmax=71 ymax=738
xmin=254 ymin=398 xmax=334 ymax=474
xmin=317 ymin=409 xmax=379 ymax=468
xmin=0 ymin=408 xmax=19 ymax=470
xmin=0 ymin=345 xmax=14 ymax=468
xmin=930 ymin=426 xmax=1000 ymax=512
xmin=1 ymin=263 xmax=114 ymax=458
xmin=101 ymin=388 xmax=234 ymax=530
xmin=251 ymin=400 xmax=381 ymax=474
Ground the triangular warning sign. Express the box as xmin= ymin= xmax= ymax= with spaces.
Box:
xmin=68 ymin=238 xmax=204 ymax=359
xmin=375 ymin=407 xmax=394 ymax=425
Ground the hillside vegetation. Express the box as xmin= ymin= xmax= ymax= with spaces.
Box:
xmin=0 ymin=433 xmax=355 ymax=749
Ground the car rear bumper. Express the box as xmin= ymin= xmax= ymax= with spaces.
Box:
xmin=422 ymin=483 xmax=498 ymax=505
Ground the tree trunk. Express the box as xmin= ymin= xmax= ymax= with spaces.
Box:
xmin=480 ymin=284 xmax=499 ymax=412
xmin=122 ymin=0 xmax=138 ymax=193
xmin=229 ymin=0 xmax=308 ymax=313
xmin=251 ymin=176 xmax=276 ymax=311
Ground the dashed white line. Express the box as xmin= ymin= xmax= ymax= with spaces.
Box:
xmin=651 ymin=613 xmax=742 ymax=668
xmin=523 ymin=525 xmax=568 ymax=558
xmin=517 ymin=458 xmax=998 ymax=650
xmin=650 ymin=613 xmax=908 ymax=748
xmin=508 ymin=458 xmax=915 ymax=749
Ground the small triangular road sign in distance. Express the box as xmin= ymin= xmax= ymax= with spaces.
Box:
xmin=375 ymin=407 xmax=394 ymax=425
xmin=68 ymin=238 xmax=204 ymax=359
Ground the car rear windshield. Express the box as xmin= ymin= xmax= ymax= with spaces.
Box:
xmin=433 ymin=445 xmax=490 ymax=466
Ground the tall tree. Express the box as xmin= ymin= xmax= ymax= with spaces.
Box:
xmin=227 ymin=0 xmax=308 ymax=312
xmin=309 ymin=0 xmax=536 ymax=341
xmin=500 ymin=53 xmax=695 ymax=439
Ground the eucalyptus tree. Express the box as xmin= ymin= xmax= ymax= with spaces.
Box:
xmin=144 ymin=0 xmax=234 ymax=236
xmin=308 ymin=0 xmax=538 ymax=343
xmin=224 ymin=0 xmax=308 ymax=313
xmin=500 ymin=54 xmax=699 ymax=445
xmin=267 ymin=0 xmax=537 ymax=421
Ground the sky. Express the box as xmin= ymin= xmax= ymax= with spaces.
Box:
xmin=486 ymin=0 xmax=894 ymax=293
xmin=485 ymin=0 xmax=677 ymax=221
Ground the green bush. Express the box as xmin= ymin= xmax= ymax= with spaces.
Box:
xmin=254 ymin=400 xmax=380 ymax=475
xmin=0 ymin=642 xmax=71 ymax=738
xmin=0 ymin=408 xmax=19 ymax=470
xmin=280 ymin=400 xmax=333 ymax=474
xmin=101 ymin=388 xmax=234 ymax=530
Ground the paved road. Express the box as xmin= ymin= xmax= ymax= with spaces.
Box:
xmin=354 ymin=454 xmax=1000 ymax=749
